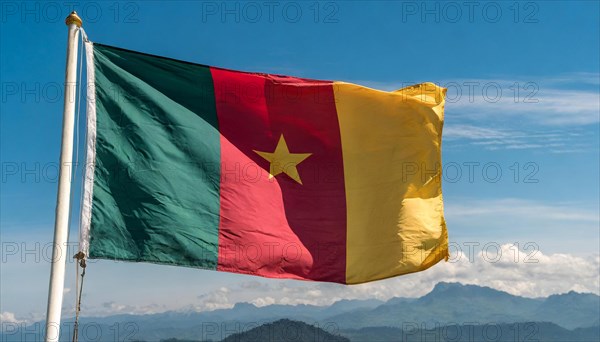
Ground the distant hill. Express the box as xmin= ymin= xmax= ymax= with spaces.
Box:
xmin=342 ymin=322 xmax=600 ymax=342
xmin=222 ymin=319 xmax=349 ymax=342
xmin=2 ymin=282 xmax=598 ymax=341
xmin=535 ymin=291 xmax=600 ymax=329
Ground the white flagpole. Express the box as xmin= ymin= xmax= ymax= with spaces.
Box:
xmin=44 ymin=11 xmax=82 ymax=342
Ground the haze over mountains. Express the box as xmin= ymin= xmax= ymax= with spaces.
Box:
xmin=2 ymin=282 xmax=598 ymax=341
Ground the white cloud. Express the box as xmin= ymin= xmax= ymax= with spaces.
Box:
xmin=442 ymin=124 xmax=591 ymax=152
xmin=250 ymin=296 xmax=276 ymax=307
xmin=194 ymin=287 xmax=233 ymax=311
xmin=0 ymin=311 xmax=26 ymax=325
xmin=444 ymin=124 xmax=512 ymax=141
xmin=449 ymin=87 xmax=599 ymax=126
xmin=546 ymin=72 xmax=600 ymax=86
xmin=452 ymin=245 xmax=600 ymax=297
xmin=80 ymin=301 xmax=167 ymax=316
xmin=446 ymin=198 xmax=600 ymax=223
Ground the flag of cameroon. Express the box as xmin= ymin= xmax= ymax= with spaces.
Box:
xmin=80 ymin=43 xmax=448 ymax=284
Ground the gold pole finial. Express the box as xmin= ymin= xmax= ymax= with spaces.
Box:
xmin=65 ymin=11 xmax=82 ymax=27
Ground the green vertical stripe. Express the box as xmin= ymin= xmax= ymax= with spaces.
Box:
xmin=89 ymin=44 xmax=220 ymax=269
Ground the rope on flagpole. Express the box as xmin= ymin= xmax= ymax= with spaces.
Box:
xmin=72 ymin=252 xmax=86 ymax=342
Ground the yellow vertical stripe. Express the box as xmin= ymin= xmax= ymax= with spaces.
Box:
xmin=334 ymin=82 xmax=449 ymax=284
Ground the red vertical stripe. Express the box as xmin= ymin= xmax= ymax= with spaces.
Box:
xmin=212 ymin=68 xmax=347 ymax=283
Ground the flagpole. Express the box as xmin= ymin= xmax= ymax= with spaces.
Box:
xmin=44 ymin=11 xmax=82 ymax=342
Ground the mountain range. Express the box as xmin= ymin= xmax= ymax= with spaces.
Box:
xmin=2 ymin=282 xmax=598 ymax=341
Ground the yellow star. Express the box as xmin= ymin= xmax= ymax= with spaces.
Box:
xmin=254 ymin=134 xmax=312 ymax=185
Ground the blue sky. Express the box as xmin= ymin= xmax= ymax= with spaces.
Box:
xmin=1 ymin=1 xmax=599 ymax=322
